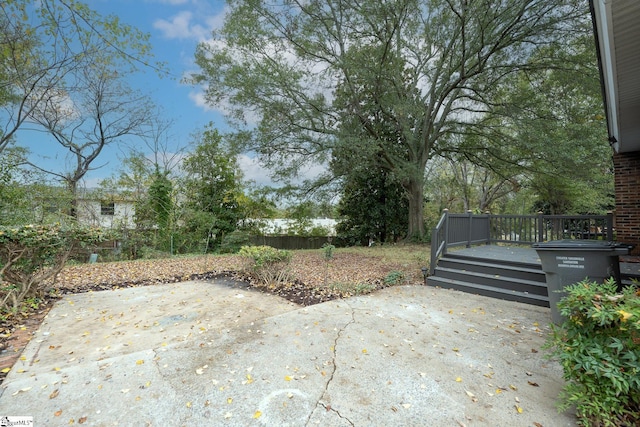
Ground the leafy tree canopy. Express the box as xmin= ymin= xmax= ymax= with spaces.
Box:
xmin=189 ymin=0 xmax=587 ymax=238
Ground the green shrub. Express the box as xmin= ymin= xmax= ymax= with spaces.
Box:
xmin=220 ymin=230 xmax=251 ymax=254
xmin=384 ymin=270 xmax=405 ymax=285
xmin=321 ymin=243 xmax=335 ymax=261
xmin=544 ymin=279 xmax=640 ymax=426
xmin=0 ymin=224 xmax=112 ymax=313
xmin=239 ymin=245 xmax=293 ymax=287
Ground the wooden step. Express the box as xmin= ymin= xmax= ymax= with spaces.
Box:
xmin=427 ymin=276 xmax=550 ymax=307
xmin=434 ymin=266 xmax=548 ymax=296
xmin=436 ymin=258 xmax=545 ymax=283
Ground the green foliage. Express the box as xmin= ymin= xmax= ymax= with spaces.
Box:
xmin=329 ymin=282 xmax=376 ymax=296
xmin=0 ymin=223 xmax=112 ymax=313
xmin=219 ymin=230 xmax=251 ymax=254
xmin=148 ymin=168 xmax=173 ymax=231
xmin=190 ymin=0 xmax=585 ymax=239
xmin=544 ymin=279 xmax=640 ymax=426
xmin=321 ymin=243 xmax=335 ymax=261
xmin=384 ymin=270 xmax=405 ymax=286
xmin=239 ymin=245 xmax=293 ymax=287
xmin=485 ymin=31 xmax=612 ymax=215
xmin=180 ymin=125 xmax=245 ymax=252
xmin=335 ymin=164 xmax=408 ymax=245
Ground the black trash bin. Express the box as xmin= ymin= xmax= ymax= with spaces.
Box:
xmin=532 ymin=240 xmax=631 ymax=324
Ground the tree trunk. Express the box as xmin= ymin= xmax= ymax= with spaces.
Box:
xmin=405 ymin=177 xmax=425 ymax=240
xmin=65 ymin=178 xmax=79 ymax=219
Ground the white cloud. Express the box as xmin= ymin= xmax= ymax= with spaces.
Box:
xmin=188 ymin=90 xmax=213 ymax=111
xmin=153 ymin=7 xmax=226 ymax=41
xmin=237 ymin=154 xmax=327 ymax=188
xmin=154 ymin=11 xmax=198 ymax=40
xmin=237 ymin=154 xmax=276 ymax=187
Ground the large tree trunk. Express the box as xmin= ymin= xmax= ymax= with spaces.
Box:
xmin=405 ymin=177 xmax=425 ymax=240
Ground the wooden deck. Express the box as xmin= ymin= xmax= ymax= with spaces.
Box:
xmin=448 ymin=245 xmax=541 ymax=265
xmin=448 ymin=244 xmax=640 ymax=281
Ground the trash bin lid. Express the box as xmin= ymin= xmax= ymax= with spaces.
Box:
xmin=532 ymin=240 xmax=631 ymax=251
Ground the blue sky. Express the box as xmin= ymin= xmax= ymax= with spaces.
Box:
xmin=15 ymin=0 xmax=287 ymax=188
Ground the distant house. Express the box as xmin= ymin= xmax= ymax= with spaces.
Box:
xmin=75 ymin=195 xmax=136 ymax=229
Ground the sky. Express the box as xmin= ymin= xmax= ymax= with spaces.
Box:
xmin=15 ymin=0 xmax=293 ymax=189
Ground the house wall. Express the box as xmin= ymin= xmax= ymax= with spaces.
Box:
xmin=613 ymin=151 xmax=640 ymax=253
xmin=76 ymin=200 xmax=135 ymax=229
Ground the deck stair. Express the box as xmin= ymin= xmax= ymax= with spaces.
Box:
xmin=427 ymin=251 xmax=550 ymax=307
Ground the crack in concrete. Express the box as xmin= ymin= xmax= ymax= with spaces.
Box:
xmin=151 ymin=348 xmax=168 ymax=381
xmin=306 ymin=303 xmax=356 ymax=426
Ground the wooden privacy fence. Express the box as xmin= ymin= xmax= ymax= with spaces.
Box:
xmin=249 ymin=235 xmax=332 ymax=250
xmin=429 ymin=210 xmax=615 ymax=274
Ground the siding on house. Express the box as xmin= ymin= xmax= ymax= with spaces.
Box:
xmin=76 ymin=199 xmax=135 ymax=229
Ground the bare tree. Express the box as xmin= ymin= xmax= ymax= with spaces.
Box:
xmin=27 ymin=60 xmax=154 ymax=216
xmin=0 ymin=0 xmax=161 ymax=157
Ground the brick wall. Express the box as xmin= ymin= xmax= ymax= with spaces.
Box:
xmin=614 ymin=151 xmax=640 ymax=253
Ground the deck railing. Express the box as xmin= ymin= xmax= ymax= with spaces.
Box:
xmin=429 ymin=211 xmax=614 ymax=274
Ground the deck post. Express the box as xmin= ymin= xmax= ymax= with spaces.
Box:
xmin=537 ymin=211 xmax=544 ymax=243
xmin=443 ymin=209 xmax=449 ymax=254
xmin=466 ymin=210 xmax=473 ymax=248
xmin=606 ymin=211 xmax=614 ymax=241
xmin=486 ymin=211 xmax=492 ymax=244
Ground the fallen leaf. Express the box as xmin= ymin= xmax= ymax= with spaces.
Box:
xmin=136 ymin=360 xmax=144 ymax=365
xmin=455 ymin=377 xmax=462 ymax=382
xmin=253 ymin=410 xmax=262 ymax=419
xmin=1 ymin=367 xmax=10 ymax=374
xmin=227 ymin=397 xmax=233 ymax=404
xmin=78 ymin=416 xmax=87 ymax=424
xmin=515 ymin=405 xmax=523 ymax=414
xmin=12 ymin=387 xmax=31 ymax=395
xmin=618 ymin=310 xmax=633 ymax=322
xmin=186 ymin=401 xmax=192 ymax=408
xmin=54 ymin=410 xmax=62 ymax=417
xmin=465 ymin=390 xmax=478 ymax=402
xmin=533 ymin=423 xmax=543 ymax=427
xmin=284 ymin=375 xmax=293 ymax=381
xmin=50 ymin=389 xmax=60 ymax=399
xmin=528 ymin=381 xmax=540 ymax=387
